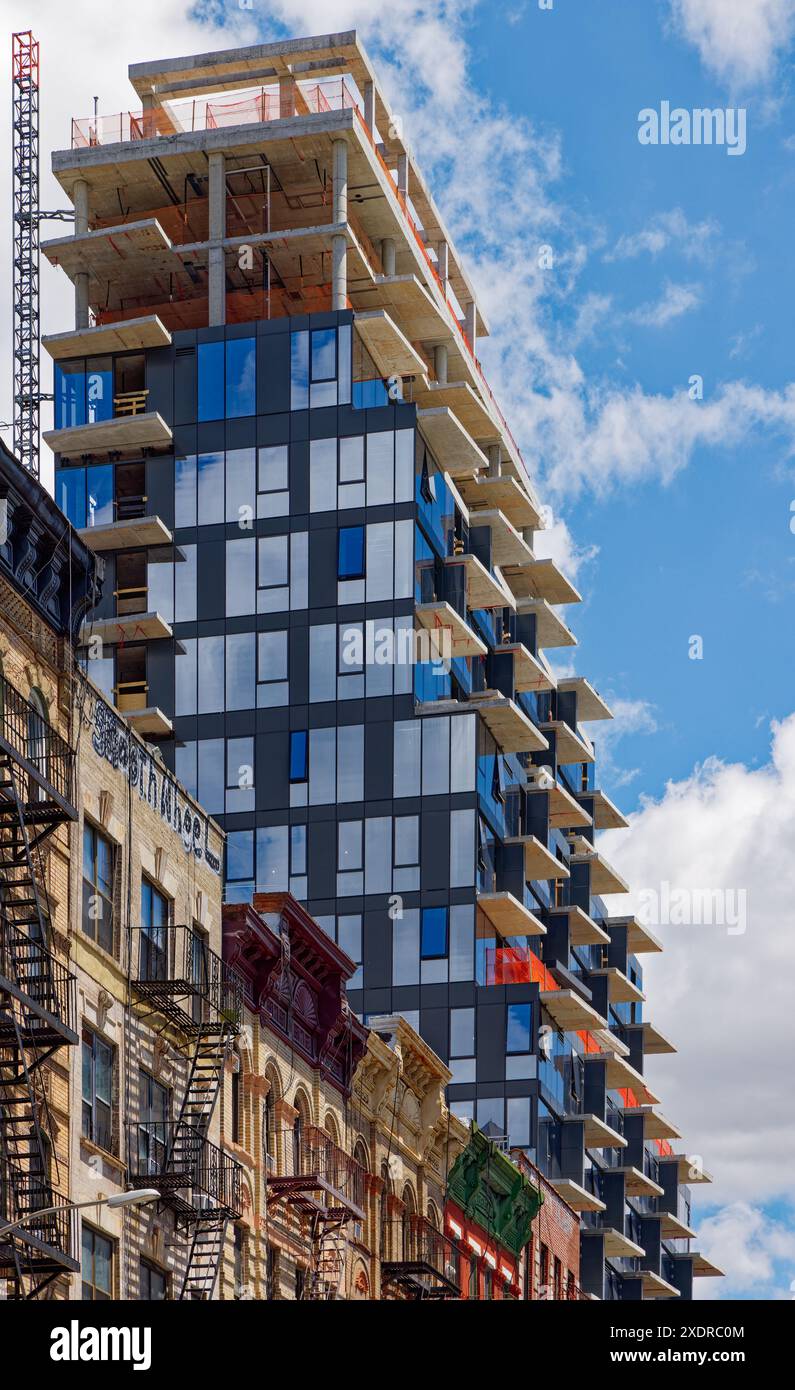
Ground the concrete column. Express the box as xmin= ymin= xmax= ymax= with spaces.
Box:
xmin=332 ymin=139 xmax=348 ymax=310
xmin=332 ymin=235 xmax=347 ymax=310
xmin=464 ymin=299 xmax=477 ymax=351
xmin=522 ymin=526 xmax=535 ymax=550
xmin=381 ymin=237 xmax=396 ymax=276
xmin=487 ymin=444 xmax=501 ymax=478
xmin=437 ymin=241 xmax=449 ymax=292
xmin=364 ymin=80 xmax=375 ymax=133
xmin=279 ymin=76 xmax=296 ymax=119
xmin=433 ymin=343 xmax=448 ymax=385
xmin=208 ymin=150 xmax=226 ymax=327
xmin=73 ymin=179 xmax=90 ymax=328
xmin=333 ymin=138 xmax=348 ymax=223
xmin=397 ymin=152 xmax=409 ymax=196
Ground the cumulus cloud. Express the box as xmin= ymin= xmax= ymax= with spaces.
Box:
xmin=628 ymin=281 xmax=702 ymax=328
xmin=693 ymin=1202 xmax=795 ymax=1299
xmin=670 ymin=0 xmax=795 ymax=89
xmin=600 ymin=715 xmax=795 ymax=1221
xmin=605 ymin=208 xmax=720 ymax=263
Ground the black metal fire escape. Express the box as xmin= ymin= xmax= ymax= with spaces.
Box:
xmin=128 ymin=926 xmax=243 ymax=1299
xmin=0 ymin=674 xmax=79 ymax=1298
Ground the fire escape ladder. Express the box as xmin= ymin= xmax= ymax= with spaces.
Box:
xmin=308 ymin=1221 xmax=347 ymax=1300
xmin=178 ymin=1216 xmax=227 ymax=1301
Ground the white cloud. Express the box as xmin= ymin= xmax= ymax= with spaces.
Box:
xmin=600 ymin=715 xmax=795 ymax=1221
xmin=591 ymin=697 xmax=659 ymax=790
xmin=605 ymin=208 xmax=720 ymax=263
xmin=670 ymin=0 xmax=795 ymax=88
xmin=628 ymin=281 xmax=702 ymax=328
xmin=693 ymin=1202 xmax=795 ymax=1300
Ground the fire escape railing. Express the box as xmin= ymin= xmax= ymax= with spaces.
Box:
xmin=130 ymin=924 xmax=242 ymax=1033
xmin=0 ymin=673 xmax=76 ymax=814
xmin=126 ymin=1122 xmax=242 ymax=1221
xmin=381 ymin=1213 xmax=461 ymax=1298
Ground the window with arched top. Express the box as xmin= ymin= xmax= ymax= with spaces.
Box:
xmin=426 ymin=1201 xmax=440 ymax=1230
xmin=401 ymin=1183 xmax=417 ymax=1213
xmin=292 ymin=1090 xmax=311 ymax=1175
xmin=263 ymin=1069 xmax=279 ymax=1171
xmin=324 ymin=1112 xmax=339 ymax=1145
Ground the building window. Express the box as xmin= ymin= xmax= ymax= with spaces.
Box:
xmin=420 ymin=907 xmax=448 ymax=960
xmin=197 ymin=340 xmax=225 ymax=421
xmin=289 ymin=730 xmax=308 ymax=783
xmin=231 ymin=1066 xmax=241 ymax=1145
xmin=450 ymin=1007 xmax=475 ymax=1059
xmin=226 ymin=337 xmax=256 ymax=417
xmin=257 ymin=630 xmax=288 ymax=707
xmin=258 ymin=535 xmax=289 ymax=612
xmin=81 ymin=822 xmax=115 ymax=954
xmin=140 ymin=878 xmax=169 ymax=982
xmin=138 ymin=1069 xmax=169 ymax=1175
xmin=258 ymin=445 xmax=289 ymax=518
xmin=81 ymin=1028 xmax=114 ymax=1152
xmin=82 ymin=1225 xmax=113 ymax=1300
xmin=226 ymin=538 xmax=256 ymax=616
xmin=139 ymin=1259 xmax=168 ymax=1301
xmin=226 ymin=736 xmax=255 ymax=813
xmin=198 ymin=450 xmax=224 ymax=524
xmin=506 ymin=1003 xmax=532 ymax=1055
xmin=337 ymin=525 xmax=365 ymax=580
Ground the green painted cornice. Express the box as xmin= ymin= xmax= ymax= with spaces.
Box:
xmin=447 ymin=1124 xmax=543 ymax=1256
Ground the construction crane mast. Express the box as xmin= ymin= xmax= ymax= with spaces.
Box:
xmin=11 ymin=30 xmax=40 ymax=475
xmin=10 ymin=31 xmax=73 ymax=477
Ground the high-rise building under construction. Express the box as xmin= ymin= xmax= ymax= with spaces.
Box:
xmin=42 ymin=31 xmax=721 ymax=1301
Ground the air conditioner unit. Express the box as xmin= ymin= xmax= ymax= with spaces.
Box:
xmin=527 ymin=765 xmax=554 ymax=789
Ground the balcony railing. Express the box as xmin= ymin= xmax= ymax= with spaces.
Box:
xmin=0 ymin=929 xmax=77 ymax=1046
xmin=0 ymin=674 xmax=76 ymax=814
xmin=267 ymin=1124 xmax=367 ymax=1223
xmin=381 ymin=1213 xmax=461 ymax=1299
xmin=131 ymin=924 xmax=242 ymax=1033
xmin=126 ymin=1121 xmax=242 ymax=1221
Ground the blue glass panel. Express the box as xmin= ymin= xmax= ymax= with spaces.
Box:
xmin=290 ymin=331 xmax=309 ymax=410
xmin=225 ymin=337 xmax=256 ymax=418
xmin=197 ymin=340 xmax=225 ymax=421
xmin=337 ymin=525 xmax=365 ymax=579
xmin=353 ymin=378 xmax=388 ymax=409
xmin=57 ymin=468 xmax=86 ymax=527
xmin=289 ymin=730 xmax=308 ymax=782
xmin=174 ymin=455 xmax=197 ymax=527
xmin=226 ymin=830 xmax=254 ymax=880
xmin=420 ymin=906 xmax=448 ymax=960
xmin=86 ymin=465 xmax=113 ymax=527
xmin=197 ymin=452 xmax=224 ymax=524
xmin=55 ymin=362 xmax=86 ymax=429
xmin=507 ymin=1002 xmax=532 ymax=1054
xmin=311 ymin=328 xmax=336 ymax=381
xmin=86 ymin=357 xmax=113 ymax=422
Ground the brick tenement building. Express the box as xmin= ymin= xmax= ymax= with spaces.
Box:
xmin=512 ymin=1150 xmax=583 ymax=1300
xmin=221 ymin=896 xmax=470 ymax=1300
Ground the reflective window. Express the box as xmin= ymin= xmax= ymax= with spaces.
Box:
xmin=226 ymin=830 xmax=254 ymax=881
xmin=393 ymin=908 xmax=420 ymax=986
xmin=86 ymin=357 xmax=113 ymax=423
xmin=82 ymin=823 xmax=114 ymax=954
xmin=147 ymin=552 xmax=174 ymax=624
xmin=226 ymin=448 xmax=256 ymax=523
xmin=366 ymin=522 xmax=393 ymax=601
xmin=393 ymin=815 xmax=419 ymax=892
xmin=258 ymin=535 xmax=289 ymax=612
xmin=309 ymin=436 xmax=336 ymax=512
xmin=197 ymin=340 xmax=225 ymax=421
xmin=290 ymin=331 xmax=309 ymax=410
xmin=226 ymin=338 xmax=256 ymax=417
xmin=225 ymin=632 xmax=255 ymax=711
xmin=197 ymin=452 xmax=224 ymax=525
xmin=257 ymin=826 xmax=289 ymax=891
xmin=173 ymin=544 xmax=197 ymax=623
xmin=197 ymin=739 xmax=224 ymax=815
xmin=197 ymin=635 xmax=224 ymax=713
xmin=174 ymin=455 xmax=197 ymax=527
xmin=366 ymin=432 xmax=394 ymax=506
xmin=258 ymin=445 xmax=289 ymax=518
xmin=365 ymin=817 xmax=391 ymax=894
xmin=257 ymin=630 xmax=288 ymax=707
xmin=507 ymin=1003 xmax=532 ymax=1054
xmin=57 ymin=467 xmax=87 ymax=528
xmin=55 ymin=360 xmax=86 ymax=429
xmin=507 ymin=1097 xmax=531 ymax=1149
xmin=337 ymin=725 xmax=363 ymax=802
xmin=393 ymin=721 xmax=421 ymax=797
xmin=309 ymin=623 xmax=336 ymax=702
xmin=226 ymin=539 xmax=256 ymax=616
xmin=226 ymin=737 xmax=254 ymax=813
xmin=311 ymin=328 xmax=336 ymax=381
xmin=290 ymin=532 xmax=308 ymax=610
xmin=450 ymin=809 xmax=475 ymax=887
xmin=450 ymin=904 xmax=474 ymax=982
xmin=289 ymin=731 xmax=308 ymax=782
xmin=422 ymin=717 xmax=450 ymax=794
xmin=175 ymin=638 xmax=197 ymax=715
xmin=338 ymin=821 xmax=363 ymax=871
xmin=87 ymin=465 xmax=114 ymax=528
xmin=175 ymin=743 xmax=197 ymax=798
xmin=308 ymin=727 xmax=335 ymax=805
xmin=450 ymin=1008 xmax=475 ymax=1058
xmin=421 ymin=907 xmax=448 ymax=960
xmin=338 ymin=526 xmax=365 ymax=580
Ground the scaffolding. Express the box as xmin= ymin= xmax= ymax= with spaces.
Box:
xmin=11 ymin=32 xmax=40 ymax=475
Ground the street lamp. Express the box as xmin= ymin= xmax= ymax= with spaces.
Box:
xmin=0 ymin=1188 xmax=161 ymax=1239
